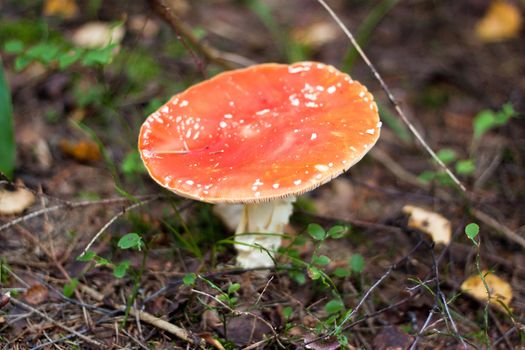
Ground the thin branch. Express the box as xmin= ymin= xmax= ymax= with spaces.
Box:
xmin=315 ymin=0 xmax=466 ymax=193
xmin=0 ymin=195 xmax=161 ymax=233
xmin=148 ymin=0 xmax=239 ymax=70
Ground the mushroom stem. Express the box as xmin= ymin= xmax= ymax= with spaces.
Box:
xmin=234 ymin=197 xmax=296 ymax=268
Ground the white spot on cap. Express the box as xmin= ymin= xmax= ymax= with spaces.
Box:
xmin=256 ymin=109 xmax=270 ymax=115
xmin=310 ymin=133 xmax=317 ymax=140
xmin=293 ymin=179 xmax=302 ymax=185
xmin=289 ymin=65 xmax=310 ymax=73
xmin=219 ymin=121 xmax=227 ymax=128
xmin=179 ymin=100 xmax=189 ymax=107
xmin=327 ymin=86 xmax=336 ymax=94
xmin=315 ymin=174 xmax=323 ymax=179
xmin=185 ymin=180 xmax=194 ymax=185
xmin=377 ymin=121 xmax=383 ymax=128
xmin=224 ymin=114 xmax=233 ymax=119
xmin=176 ymin=116 xmax=182 ymax=123
xmin=253 ymin=179 xmax=263 ymax=186
xmin=350 ymin=146 xmax=357 ymax=152
xmin=328 ymin=162 xmax=334 ymax=167
xmin=366 ymin=129 xmax=375 ymax=135
xmin=289 ymin=94 xmax=300 ymax=106
xmin=315 ymin=164 xmax=329 ymax=172
xmin=359 ymin=91 xmax=365 ymax=98
xmin=272 ymin=183 xmax=279 ymax=189
xmin=161 ymin=106 xmax=169 ymax=113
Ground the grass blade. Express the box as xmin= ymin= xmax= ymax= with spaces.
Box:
xmin=0 ymin=58 xmax=15 ymax=179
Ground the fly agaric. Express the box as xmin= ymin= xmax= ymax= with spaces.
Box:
xmin=138 ymin=62 xmax=380 ymax=268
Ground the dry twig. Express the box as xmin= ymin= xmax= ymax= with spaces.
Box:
xmin=9 ymin=297 xmax=102 ymax=347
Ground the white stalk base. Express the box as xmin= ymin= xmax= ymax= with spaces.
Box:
xmin=234 ymin=197 xmax=295 ymax=268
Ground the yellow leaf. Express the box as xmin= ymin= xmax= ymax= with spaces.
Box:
xmin=460 ymin=271 xmax=513 ymax=310
xmin=402 ymin=205 xmax=451 ymax=245
xmin=60 ymin=140 xmax=101 ymax=163
xmin=43 ymin=0 xmax=79 ymax=19
xmin=0 ymin=186 xmax=35 ymax=216
xmin=475 ymin=0 xmax=522 ymax=42
xmin=71 ymin=22 xmax=125 ymax=49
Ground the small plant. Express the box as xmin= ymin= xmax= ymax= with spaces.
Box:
xmin=4 ymin=39 xmax=118 ymax=71
xmin=473 ymin=103 xmax=516 ymax=140
xmin=419 ymin=103 xmax=517 ymax=187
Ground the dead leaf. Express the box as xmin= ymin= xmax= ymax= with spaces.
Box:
xmin=59 ymin=140 xmax=101 ymax=163
xmin=0 ymin=186 xmax=35 ymax=216
xmin=129 ymin=15 xmax=160 ymax=39
xmin=460 ymin=271 xmax=513 ymax=310
xmin=71 ymin=22 xmax=125 ymax=49
xmin=0 ymin=292 xmax=10 ymax=309
xmin=43 ymin=0 xmax=79 ymax=19
xmin=198 ymin=332 xmax=226 ymax=350
xmin=372 ymin=326 xmax=414 ymax=350
xmin=24 ymin=284 xmax=49 ymax=305
xmin=292 ymin=22 xmax=338 ymax=48
xmin=402 ymin=205 xmax=451 ymax=245
xmin=475 ymin=0 xmax=522 ymax=42
xmin=304 ymin=334 xmax=342 ymax=350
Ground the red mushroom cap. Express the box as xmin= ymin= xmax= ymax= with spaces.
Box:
xmin=139 ymin=62 xmax=380 ymax=203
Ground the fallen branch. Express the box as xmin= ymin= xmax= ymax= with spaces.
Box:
xmin=117 ymin=305 xmax=206 ymax=348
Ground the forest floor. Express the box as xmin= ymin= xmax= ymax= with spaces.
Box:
xmin=1 ymin=0 xmax=524 ymax=349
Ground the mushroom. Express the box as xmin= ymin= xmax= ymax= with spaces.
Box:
xmin=138 ymin=62 xmax=380 ymax=268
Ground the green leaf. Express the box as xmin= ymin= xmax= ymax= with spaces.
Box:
xmin=94 ymin=256 xmax=110 ymax=266
xmin=456 ymin=159 xmax=475 ymax=175
xmin=121 ymin=151 xmax=147 ymax=175
xmin=436 ymin=148 xmax=457 ymax=165
xmin=465 ymin=223 xmax=480 ymax=241
xmin=325 ymin=299 xmax=344 ymax=314
xmin=307 ymin=266 xmax=322 ymax=280
xmin=473 ymin=104 xmax=516 ymax=139
xmin=63 ymin=278 xmax=79 ymax=297
xmin=333 ymin=268 xmax=351 ymax=278
xmin=26 ymin=42 xmax=60 ymax=64
xmin=81 ymin=45 xmax=116 ymax=66
xmin=182 ymin=273 xmax=196 ymax=286
xmin=118 ymin=233 xmax=143 ymax=250
xmin=113 ymin=261 xmax=130 ymax=278
xmin=14 ymin=55 xmax=33 ymax=71
xmin=307 ymin=223 xmax=326 ymax=241
xmin=58 ymin=49 xmax=83 ymax=69
xmin=4 ymin=40 xmax=24 ymax=54
xmin=327 ymin=225 xmax=347 ymax=239
xmin=418 ymin=170 xmax=436 ymax=183
xmin=77 ymin=251 xmax=96 ymax=262
xmin=0 ymin=59 xmax=15 ymax=179
xmin=283 ymin=306 xmax=293 ymax=319
xmin=312 ymin=255 xmax=331 ymax=266
xmin=349 ymin=254 xmax=365 ymax=273
xmin=289 ymin=270 xmax=306 ymax=285
xmin=228 ymin=283 xmax=241 ymax=294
